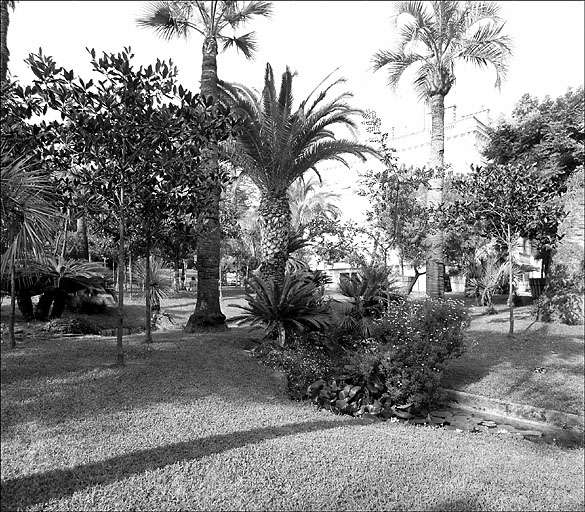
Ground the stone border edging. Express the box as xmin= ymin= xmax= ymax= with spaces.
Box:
xmin=440 ymin=388 xmax=584 ymax=431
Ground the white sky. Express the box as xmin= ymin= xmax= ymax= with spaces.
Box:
xmin=7 ymin=0 xmax=585 ymax=219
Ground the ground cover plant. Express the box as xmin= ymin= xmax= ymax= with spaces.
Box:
xmin=1 ymin=316 xmax=583 ymax=511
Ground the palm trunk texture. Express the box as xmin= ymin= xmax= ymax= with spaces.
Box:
xmin=426 ymin=93 xmax=446 ymax=299
xmin=185 ymin=36 xmax=227 ymax=332
xmin=76 ymin=212 xmax=89 ymax=260
xmin=258 ymin=193 xmax=291 ymax=287
xmin=1 ymin=0 xmax=10 ymax=83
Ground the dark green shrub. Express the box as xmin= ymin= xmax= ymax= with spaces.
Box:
xmin=257 ymin=333 xmax=339 ymax=399
xmin=532 ymin=261 xmax=585 ymax=325
xmin=308 ymin=297 xmax=470 ymax=416
xmin=231 ymin=270 xmax=332 ymax=347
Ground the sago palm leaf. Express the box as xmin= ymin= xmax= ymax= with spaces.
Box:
xmin=0 ymin=152 xmax=59 ymax=276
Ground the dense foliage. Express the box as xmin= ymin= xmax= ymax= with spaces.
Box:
xmin=308 ymin=298 xmax=469 ymax=416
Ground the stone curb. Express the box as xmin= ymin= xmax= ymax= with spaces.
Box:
xmin=440 ymin=388 xmax=584 ymax=431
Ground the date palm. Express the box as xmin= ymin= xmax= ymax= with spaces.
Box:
xmin=219 ymin=63 xmax=378 ymax=286
xmin=137 ymin=0 xmax=272 ymax=331
xmin=372 ymin=1 xmax=512 ymax=298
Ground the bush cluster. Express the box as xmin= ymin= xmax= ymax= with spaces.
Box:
xmin=258 ymin=293 xmax=470 ymax=416
xmin=532 ymin=261 xmax=585 ymax=325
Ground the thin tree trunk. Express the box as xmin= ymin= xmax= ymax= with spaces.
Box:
xmin=186 ymin=36 xmax=226 ymax=332
xmin=508 ymin=224 xmax=515 ymax=336
xmin=426 ymin=93 xmax=446 ymax=299
xmin=116 ymin=184 xmax=125 ymax=366
xmin=174 ymin=256 xmax=180 ymax=293
xmin=0 ymin=0 xmax=10 ymax=83
xmin=128 ymin=251 xmax=133 ymax=298
xmin=406 ymin=267 xmax=425 ymax=295
xmin=144 ymin=228 xmax=152 ymax=343
xmin=9 ymin=251 xmax=16 ymax=348
xmin=61 ymin=209 xmax=70 ymax=259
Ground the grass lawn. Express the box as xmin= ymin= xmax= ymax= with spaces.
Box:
xmin=442 ymin=293 xmax=585 ymax=418
xmin=2 ymin=292 xmax=585 ymax=511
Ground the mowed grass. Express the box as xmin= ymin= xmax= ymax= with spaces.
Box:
xmin=2 ymin=322 xmax=584 ymax=511
xmin=442 ymin=294 xmax=585 ymax=417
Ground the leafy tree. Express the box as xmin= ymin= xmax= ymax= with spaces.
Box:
xmin=441 ymin=162 xmax=564 ymax=335
xmin=372 ymin=0 xmax=512 ymax=298
xmin=27 ymin=47 xmax=238 ymax=355
xmin=137 ymin=0 xmax=273 ymax=331
xmin=219 ymin=63 xmax=377 ymax=286
xmin=483 ymin=87 xmax=585 ymax=274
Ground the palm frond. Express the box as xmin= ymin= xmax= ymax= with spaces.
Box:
xmin=219 ymin=32 xmax=258 ymax=59
xmin=223 ymin=0 xmax=273 ymax=28
xmin=136 ymin=1 xmax=198 ymax=39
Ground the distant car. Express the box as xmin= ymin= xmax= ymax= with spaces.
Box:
xmin=225 ymin=273 xmax=239 ymax=286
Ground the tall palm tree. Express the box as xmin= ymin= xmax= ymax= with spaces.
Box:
xmin=0 ymin=0 xmax=16 ymax=83
xmin=1 ymin=151 xmax=58 ymax=347
xmin=219 ymin=63 xmax=378 ymax=286
xmin=372 ymin=1 xmax=512 ymax=298
xmin=137 ymin=0 xmax=272 ymax=331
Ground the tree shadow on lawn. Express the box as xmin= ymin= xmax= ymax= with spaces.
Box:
xmin=441 ymin=314 xmax=584 ymax=414
xmin=0 ymin=417 xmax=353 ymax=510
xmin=1 ymin=328 xmax=277 ymax=436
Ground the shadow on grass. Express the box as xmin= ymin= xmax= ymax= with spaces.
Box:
xmin=1 ymin=328 xmax=273 ymax=435
xmin=0 ymin=418 xmax=352 ymax=510
xmin=442 ymin=315 xmax=584 ymax=414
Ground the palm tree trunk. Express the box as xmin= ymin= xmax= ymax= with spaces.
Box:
xmin=426 ymin=93 xmax=446 ymax=298
xmin=186 ymin=35 xmax=226 ymax=332
xmin=258 ymin=193 xmax=291 ymax=287
xmin=0 ymin=0 xmax=10 ymax=83
xmin=75 ymin=211 xmax=89 ymax=260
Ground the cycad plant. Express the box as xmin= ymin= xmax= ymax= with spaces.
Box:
xmin=230 ymin=270 xmax=331 ymax=347
xmin=134 ymin=256 xmax=173 ymax=335
xmin=336 ymin=266 xmax=401 ymax=338
xmin=219 ymin=63 xmax=378 ymax=287
xmin=1 ymin=151 xmax=58 ymax=346
xmin=466 ymin=254 xmax=527 ymax=313
xmin=27 ymin=256 xmax=111 ymax=320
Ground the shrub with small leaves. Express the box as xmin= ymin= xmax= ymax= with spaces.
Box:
xmin=308 ymin=297 xmax=470 ymax=415
xmin=532 ymin=261 xmax=584 ymax=325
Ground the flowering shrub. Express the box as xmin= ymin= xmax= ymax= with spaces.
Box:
xmin=309 ymin=298 xmax=470 ymax=415
xmin=255 ymin=333 xmax=339 ymax=399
